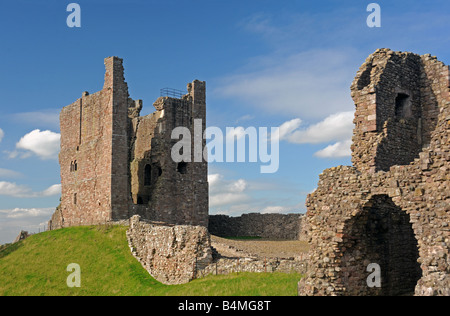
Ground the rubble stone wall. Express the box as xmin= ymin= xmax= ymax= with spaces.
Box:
xmin=209 ymin=213 xmax=304 ymax=240
xmin=298 ymin=49 xmax=449 ymax=296
xmin=126 ymin=215 xmax=212 ymax=285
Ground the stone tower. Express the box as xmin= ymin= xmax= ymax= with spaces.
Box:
xmin=50 ymin=57 xmax=208 ymax=229
xmin=128 ymin=80 xmax=209 ymax=227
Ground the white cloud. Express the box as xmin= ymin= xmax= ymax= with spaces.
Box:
xmin=272 ymin=111 xmax=354 ymax=158
xmin=208 ymin=173 xmax=223 ymax=186
xmin=15 ymin=129 xmax=60 ymax=160
xmin=281 ymin=111 xmax=354 ymax=144
xmin=0 ymin=181 xmax=61 ymax=198
xmin=208 ymin=172 xmax=307 ymax=215
xmin=0 ymin=128 xmax=4 ymax=143
xmin=314 ymin=139 xmax=352 ymax=158
xmin=0 ymin=207 xmax=55 ymax=243
xmin=276 ymin=118 xmax=302 ymax=142
xmin=208 ymin=173 xmax=251 ymax=208
xmin=216 ymin=49 xmax=355 ymax=120
xmin=0 ymin=181 xmax=30 ymax=198
xmin=227 ymin=179 xmax=247 ymax=193
xmin=0 ymin=168 xmax=23 ymax=179
xmin=41 ymin=184 xmax=62 ymax=197
xmin=1 ymin=207 xmax=55 ymax=219
xmin=210 ymin=192 xmax=250 ymax=208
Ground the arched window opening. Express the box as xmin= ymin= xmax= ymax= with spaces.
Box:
xmin=341 ymin=195 xmax=421 ymax=296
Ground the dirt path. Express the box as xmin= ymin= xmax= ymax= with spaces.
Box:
xmin=211 ymin=235 xmax=309 ymax=260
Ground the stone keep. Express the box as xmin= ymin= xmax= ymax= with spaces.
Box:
xmin=49 ymin=57 xmax=208 ymax=229
xmin=298 ymin=49 xmax=449 ymax=296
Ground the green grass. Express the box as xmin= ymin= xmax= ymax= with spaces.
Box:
xmin=0 ymin=225 xmax=302 ymax=296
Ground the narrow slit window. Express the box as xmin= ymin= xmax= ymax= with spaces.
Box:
xmin=144 ymin=164 xmax=152 ymax=186
xmin=157 ymin=166 xmax=162 ymax=177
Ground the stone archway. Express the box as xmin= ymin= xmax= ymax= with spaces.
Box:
xmin=340 ymin=195 xmax=421 ymax=296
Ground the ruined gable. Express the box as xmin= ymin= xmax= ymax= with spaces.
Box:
xmin=298 ymin=49 xmax=450 ymax=296
xmin=351 ymin=49 xmax=447 ymax=173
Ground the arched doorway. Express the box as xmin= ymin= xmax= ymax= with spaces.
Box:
xmin=340 ymin=195 xmax=421 ymax=295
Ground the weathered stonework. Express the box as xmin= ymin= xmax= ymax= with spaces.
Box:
xmin=209 ymin=213 xmax=304 ymax=240
xmin=13 ymin=231 xmax=30 ymax=243
xmin=127 ymin=215 xmax=212 ymax=285
xmin=127 ymin=215 xmax=307 ymax=285
xmin=298 ymin=49 xmax=449 ymax=296
xmin=49 ymin=57 xmax=208 ymax=229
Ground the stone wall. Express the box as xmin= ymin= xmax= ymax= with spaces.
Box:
xmin=129 ymin=81 xmax=209 ymax=227
xmin=200 ymin=257 xmax=307 ymax=278
xmin=126 ymin=215 xmax=212 ymax=285
xmin=298 ymin=49 xmax=449 ymax=296
xmin=351 ymin=50 xmax=444 ymax=173
xmin=50 ymin=57 xmax=209 ymax=230
xmin=209 ymin=213 xmax=304 ymax=240
xmin=55 ymin=57 xmax=132 ymax=228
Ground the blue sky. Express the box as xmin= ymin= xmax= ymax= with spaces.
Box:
xmin=0 ymin=0 xmax=449 ymax=243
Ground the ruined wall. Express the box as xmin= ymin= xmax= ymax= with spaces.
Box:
xmin=351 ymin=50 xmax=445 ymax=173
xmin=127 ymin=215 xmax=212 ymax=285
xmin=129 ymin=81 xmax=209 ymax=227
xmin=209 ymin=213 xmax=304 ymax=240
xmin=56 ymin=57 xmax=134 ymax=228
xmin=298 ymin=49 xmax=449 ymax=296
xmin=50 ymin=57 xmax=209 ymax=230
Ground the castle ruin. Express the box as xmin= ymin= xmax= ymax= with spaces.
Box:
xmin=49 ymin=57 xmax=208 ymax=229
xmin=46 ymin=50 xmax=449 ymax=293
xmin=298 ymin=49 xmax=450 ymax=296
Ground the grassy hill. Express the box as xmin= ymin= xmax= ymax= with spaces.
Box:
xmin=0 ymin=225 xmax=302 ymax=296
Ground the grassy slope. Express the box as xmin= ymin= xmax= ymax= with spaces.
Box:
xmin=0 ymin=225 xmax=302 ymax=296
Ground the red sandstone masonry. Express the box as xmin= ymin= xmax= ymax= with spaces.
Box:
xmin=298 ymin=49 xmax=449 ymax=296
xmin=49 ymin=57 xmax=208 ymax=229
